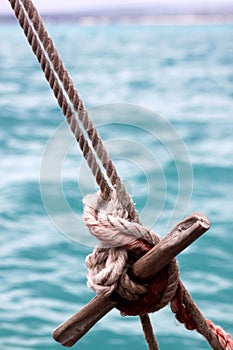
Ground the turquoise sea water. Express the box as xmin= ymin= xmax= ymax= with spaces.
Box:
xmin=0 ymin=21 xmax=233 ymax=350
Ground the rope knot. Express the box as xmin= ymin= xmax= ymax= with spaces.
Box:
xmin=84 ymin=189 xmax=179 ymax=316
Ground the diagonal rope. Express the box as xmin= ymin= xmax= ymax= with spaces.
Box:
xmin=171 ymin=281 xmax=231 ymax=350
xmin=8 ymin=1 xmax=233 ymax=350
xmin=8 ymin=0 xmax=152 ymax=346
xmin=9 ymin=0 xmax=138 ymax=222
xmin=9 ymin=0 xmax=111 ymax=199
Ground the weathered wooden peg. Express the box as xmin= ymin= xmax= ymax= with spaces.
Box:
xmin=53 ymin=212 xmax=210 ymax=347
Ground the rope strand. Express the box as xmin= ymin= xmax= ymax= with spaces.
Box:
xmin=8 ymin=0 xmax=150 ymax=346
xmin=140 ymin=314 xmax=159 ymax=350
xmin=9 ymin=0 xmax=112 ymax=198
xmin=14 ymin=0 xmax=138 ymax=221
xmin=171 ymin=281 xmax=233 ymax=350
xmin=8 ymin=1 xmax=233 ymax=350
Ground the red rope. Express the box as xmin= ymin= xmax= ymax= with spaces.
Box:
xmin=170 ymin=281 xmax=196 ymax=330
xmin=206 ymin=320 xmax=233 ymax=350
xmin=112 ymin=239 xmax=177 ymax=316
xmin=114 ymin=241 xmax=233 ymax=350
xmin=171 ymin=281 xmax=233 ymax=349
xmin=117 ymin=265 xmax=169 ymax=316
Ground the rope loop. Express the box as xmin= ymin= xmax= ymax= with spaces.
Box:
xmin=84 ymin=189 xmax=179 ymax=316
xmin=9 ymin=1 xmax=233 ymax=348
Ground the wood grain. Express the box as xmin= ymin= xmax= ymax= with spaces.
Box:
xmin=53 ymin=212 xmax=210 ymax=347
xmin=131 ymin=212 xmax=210 ymax=280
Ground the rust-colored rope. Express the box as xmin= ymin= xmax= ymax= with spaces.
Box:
xmin=8 ymin=1 xmax=233 ymax=350
xmin=8 ymin=0 xmax=147 ymax=345
xmin=171 ymin=281 xmax=233 ymax=350
xmin=84 ymin=190 xmax=233 ymax=350
xmin=84 ymin=190 xmax=179 ymax=316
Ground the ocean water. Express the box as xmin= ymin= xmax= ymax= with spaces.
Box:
xmin=0 ymin=20 xmax=233 ymax=350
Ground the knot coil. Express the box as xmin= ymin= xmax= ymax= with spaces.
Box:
xmin=84 ymin=189 xmax=179 ymax=315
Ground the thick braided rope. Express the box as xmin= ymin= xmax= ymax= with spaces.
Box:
xmin=84 ymin=190 xmax=179 ymax=314
xmin=9 ymin=2 xmax=232 ymax=349
xmin=8 ymin=0 xmax=153 ymax=346
xmin=206 ymin=320 xmax=233 ymax=350
xmin=171 ymin=281 xmax=233 ymax=350
xmin=84 ymin=190 xmax=233 ymax=349
xmin=10 ymin=0 xmax=138 ymax=221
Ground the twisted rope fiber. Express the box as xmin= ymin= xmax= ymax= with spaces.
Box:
xmin=140 ymin=314 xmax=159 ymax=350
xmin=207 ymin=320 xmax=233 ymax=350
xmin=9 ymin=0 xmax=111 ymax=199
xmin=9 ymin=1 xmax=233 ymax=349
xmin=84 ymin=191 xmax=233 ymax=350
xmin=8 ymin=0 xmax=153 ymax=347
xmin=171 ymin=281 xmax=233 ymax=350
xmin=84 ymin=190 xmax=179 ymax=315
xmin=12 ymin=0 xmax=138 ymax=222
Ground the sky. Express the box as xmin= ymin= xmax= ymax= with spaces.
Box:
xmin=1 ymin=0 xmax=233 ymax=14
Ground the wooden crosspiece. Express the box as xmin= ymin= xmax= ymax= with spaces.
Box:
xmin=8 ymin=1 xmax=233 ymax=349
xmin=53 ymin=212 xmax=211 ymax=347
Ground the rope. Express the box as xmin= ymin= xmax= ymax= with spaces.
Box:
xmin=84 ymin=189 xmax=179 ymax=350
xmin=8 ymin=1 xmax=233 ymax=349
xmin=84 ymin=191 xmax=233 ymax=350
xmin=8 ymin=0 xmax=150 ymax=345
xmin=206 ymin=320 xmax=233 ymax=350
xmin=9 ymin=0 xmax=109 ymax=196
xmin=9 ymin=0 xmax=138 ymax=222
xmin=140 ymin=314 xmax=159 ymax=350
xmin=171 ymin=281 xmax=233 ymax=350
xmin=84 ymin=190 xmax=179 ymax=313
